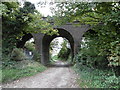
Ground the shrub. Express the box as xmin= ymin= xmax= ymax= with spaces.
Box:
xmin=2 ymin=60 xmax=47 ymax=83
xmin=25 ymin=42 xmax=35 ymax=51
xmin=58 ymin=48 xmax=70 ymax=60
xmin=51 ymin=55 xmax=58 ymax=61
xmin=11 ymin=48 xmax=26 ymax=61
xmin=74 ymin=63 xmax=120 ymax=88
xmin=77 ymin=47 xmax=108 ymax=68
xmin=58 ymin=39 xmax=71 ymax=61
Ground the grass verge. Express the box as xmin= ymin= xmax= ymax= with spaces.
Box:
xmin=73 ymin=63 xmax=120 ymax=88
xmin=1 ymin=60 xmax=47 ymax=83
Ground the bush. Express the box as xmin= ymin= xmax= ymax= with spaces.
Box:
xmin=58 ymin=39 xmax=71 ymax=61
xmin=25 ymin=42 xmax=35 ymax=51
xmin=51 ymin=55 xmax=58 ymax=61
xmin=2 ymin=54 xmax=11 ymax=62
xmin=2 ymin=60 xmax=47 ymax=83
xmin=11 ymin=48 xmax=26 ymax=61
xmin=74 ymin=50 xmax=120 ymax=88
xmin=74 ymin=63 xmax=120 ymax=88
xmin=77 ymin=50 xmax=108 ymax=68
xmin=58 ymin=48 xmax=70 ymax=60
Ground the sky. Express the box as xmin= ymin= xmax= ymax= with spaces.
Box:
xmin=20 ymin=0 xmax=55 ymax=16
xmin=19 ymin=0 xmax=67 ymax=56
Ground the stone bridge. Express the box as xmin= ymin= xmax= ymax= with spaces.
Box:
xmin=17 ymin=21 xmax=91 ymax=65
xmin=32 ymin=22 xmax=91 ymax=65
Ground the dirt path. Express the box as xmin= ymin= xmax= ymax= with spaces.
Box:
xmin=2 ymin=67 xmax=79 ymax=88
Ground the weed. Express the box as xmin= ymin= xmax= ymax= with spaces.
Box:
xmin=74 ymin=63 xmax=120 ymax=88
xmin=2 ymin=60 xmax=47 ymax=83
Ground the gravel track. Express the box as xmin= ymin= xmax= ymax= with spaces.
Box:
xmin=2 ymin=66 xmax=79 ymax=88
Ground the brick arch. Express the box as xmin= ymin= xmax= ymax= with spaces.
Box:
xmin=17 ymin=33 xmax=33 ymax=48
xmin=32 ymin=24 xmax=91 ymax=65
xmin=42 ymin=28 xmax=74 ymax=65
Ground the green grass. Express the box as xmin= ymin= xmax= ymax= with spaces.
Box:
xmin=73 ymin=63 xmax=120 ymax=88
xmin=1 ymin=60 xmax=47 ymax=83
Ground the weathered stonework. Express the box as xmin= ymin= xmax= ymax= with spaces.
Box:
xmin=32 ymin=23 xmax=91 ymax=65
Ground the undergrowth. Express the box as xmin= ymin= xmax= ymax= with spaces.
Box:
xmin=1 ymin=60 xmax=47 ymax=83
xmin=74 ymin=63 xmax=120 ymax=88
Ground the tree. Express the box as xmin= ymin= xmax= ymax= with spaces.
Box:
xmin=1 ymin=1 xmax=58 ymax=54
xmin=58 ymin=38 xmax=70 ymax=60
xmin=53 ymin=2 xmax=120 ymax=67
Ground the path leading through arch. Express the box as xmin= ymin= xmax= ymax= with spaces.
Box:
xmin=2 ymin=61 xmax=79 ymax=88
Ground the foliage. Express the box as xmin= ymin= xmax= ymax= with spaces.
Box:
xmin=49 ymin=38 xmax=59 ymax=57
xmin=50 ymin=38 xmax=59 ymax=51
xmin=25 ymin=12 xmax=58 ymax=35
xmin=1 ymin=1 xmax=58 ymax=56
xmin=54 ymin=2 xmax=120 ymax=86
xmin=77 ymin=36 xmax=109 ymax=68
xmin=24 ymin=39 xmax=42 ymax=62
xmin=25 ymin=41 xmax=35 ymax=51
xmin=74 ymin=63 xmax=120 ymax=88
xmin=2 ymin=2 xmax=20 ymax=53
xmin=58 ymin=39 xmax=71 ymax=61
xmin=2 ymin=53 xmax=11 ymax=62
xmin=11 ymin=48 xmax=26 ymax=61
xmin=24 ymin=41 xmax=41 ymax=62
xmin=51 ymin=55 xmax=59 ymax=61
xmin=2 ymin=60 xmax=47 ymax=83
xmin=108 ymin=41 xmax=120 ymax=66
xmin=53 ymin=2 xmax=120 ymax=66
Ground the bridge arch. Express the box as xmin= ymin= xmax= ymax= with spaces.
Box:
xmin=42 ymin=28 xmax=74 ymax=65
xmin=32 ymin=24 xmax=91 ymax=66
